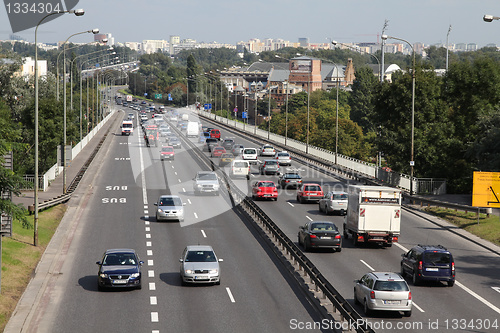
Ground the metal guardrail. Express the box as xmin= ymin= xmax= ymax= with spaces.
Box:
xmin=168 ymin=116 xmax=374 ymax=333
xmin=406 ymin=195 xmax=492 ymax=215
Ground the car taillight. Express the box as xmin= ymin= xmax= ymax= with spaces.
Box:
xmin=392 ymin=236 xmax=398 ymax=243
xmin=334 ymin=235 xmax=341 ymax=239
xmin=309 ymin=234 xmax=317 ymax=239
xmin=418 ymin=261 xmax=423 ymax=270
xmin=451 ymin=262 xmax=455 ymax=272
xmin=370 ymin=291 xmax=375 ymax=299
xmin=408 ymin=291 xmax=412 ymax=300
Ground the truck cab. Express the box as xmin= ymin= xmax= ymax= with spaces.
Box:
xmin=121 ymin=120 xmax=134 ymax=136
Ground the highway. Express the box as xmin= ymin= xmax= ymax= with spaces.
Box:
xmin=190 ymin=109 xmax=500 ymax=332
xmin=32 ymin=105 xmax=326 ymax=333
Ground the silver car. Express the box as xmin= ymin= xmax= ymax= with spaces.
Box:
xmin=231 ymin=144 xmax=244 ymax=156
xmin=155 ymin=195 xmax=185 ymax=222
xmin=193 ymin=171 xmax=220 ymax=195
xmin=318 ymin=191 xmax=348 ymax=215
xmin=179 ymin=245 xmax=222 ymax=285
xmin=354 ymin=272 xmax=412 ymax=317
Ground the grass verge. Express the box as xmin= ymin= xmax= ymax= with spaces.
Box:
xmin=0 ymin=205 xmax=66 ymax=332
xmin=423 ymin=207 xmax=500 ymax=246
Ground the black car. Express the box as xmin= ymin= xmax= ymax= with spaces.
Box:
xmin=278 ymin=172 xmax=303 ymax=189
xmin=96 ymin=249 xmax=143 ymax=291
xmin=298 ymin=221 xmax=342 ymax=252
xmin=400 ymin=244 xmax=455 ymax=286
xmin=204 ymin=138 xmax=219 ymax=152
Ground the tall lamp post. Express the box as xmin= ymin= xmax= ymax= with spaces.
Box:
xmin=381 ymin=34 xmax=416 ymax=195
xmin=34 ymin=8 xmax=84 ymax=246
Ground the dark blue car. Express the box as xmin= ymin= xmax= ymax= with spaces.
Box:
xmin=96 ymin=249 xmax=143 ymax=291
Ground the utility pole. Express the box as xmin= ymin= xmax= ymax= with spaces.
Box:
xmin=381 ymin=19 xmax=389 ymax=82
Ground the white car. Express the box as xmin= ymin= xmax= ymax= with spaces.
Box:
xmin=259 ymin=144 xmax=276 ymax=156
xmin=229 ymin=160 xmax=250 ymax=179
xmin=179 ymin=245 xmax=222 ymax=285
xmin=128 ymin=113 xmax=134 ymax=119
xmin=242 ymin=148 xmax=258 ymax=164
xmin=275 ymin=151 xmax=292 ymax=166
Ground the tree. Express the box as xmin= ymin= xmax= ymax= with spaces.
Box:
xmin=348 ymin=66 xmax=380 ymax=133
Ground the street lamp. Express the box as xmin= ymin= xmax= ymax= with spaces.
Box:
xmin=381 ymin=34 xmax=416 ymax=195
xmin=483 ymin=14 xmax=500 ymax=22
xmin=34 ymin=8 xmax=84 ymax=246
xmin=446 ymin=25 xmax=452 ymax=71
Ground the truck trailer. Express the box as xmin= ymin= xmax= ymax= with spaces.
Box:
xmin=343 ymin=185 xmax=402 ymax=247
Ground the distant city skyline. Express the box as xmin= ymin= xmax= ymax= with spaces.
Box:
xmin=2 ymin=1 xmax=500 ymax=47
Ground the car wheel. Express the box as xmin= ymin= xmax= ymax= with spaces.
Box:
xmin=364 ymin=299 xmax=372 ymax=316
xmin=336 ymin=246 xmax=342 ymax=253
xmin=404 ymin=310 xmax=412 ymax=317
xmin=447 ymin=280 xmax=455 ymax=287
xmin=319 ymin=203 xmax=323 ymax=213
xmin=181 ymin=277 xmax=187 ymax=286
xmin=303 ymin=240 xmax=310 ymax=252
xmin=353 ymin=289 xmax=360 ymax=305
xmin=412 ymin=271 xmax=420 ymax=286
xmin=98 ymin=284 xmax=104 ymax=292
xmin=246 ymin=175 xmax=250 ymax=180
xmin=137 ymin=283 xmax=142 ymax=290
xmin=298 ymin=235 xmax=302 ymax=245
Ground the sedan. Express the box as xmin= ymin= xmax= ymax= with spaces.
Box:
xmin=219 ymin=153 xmax=234 ymax=166
xmin=168 ymin=137 xmax=182 ymax=149
xmin=297 ymin=183 xmax=324 ymax=203
xmin=318 ymin=191 xmax=348 ymax=215
xmin=251 ymin=180 xmax=278 ymax=201
xmin=275 ymin=151 xmax=292 ymax=166
xmin=259 ymin=160 xmax=280 ymax=175
xmin=160 ymin=146 xmax=175 ymax=161
xmin=179 ymin=245 xmax=222 ymax=285
xmin=297 ymin=221 xmax=342 ymax=252
xmin=259 ymin=144 xmax=276 ymax=156
xmin=211 ymin=146 xmax=227 ymax=158
xmin=278 ymin=172 xmax=302 ymax=189
xmin=96 ymin=249 xmax=143 ymax=291
xmin=155 ymin=195 xmax=185 ymax=222
xmin=231 ymin=144 xmax=244 ymax=156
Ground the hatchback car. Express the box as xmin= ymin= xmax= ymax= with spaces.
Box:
xmin=155 ymin=195 xmax=185 ymax=222
xmin=251 ymin=180 xmax=278 ymax=200
xmin=354 ymin=272 xmax=412 ymax=317
xmin=231 ymin=144 xmax=245 ymax=156
xmin=204 ymin=138 xmax=219 ymax=152
xmin=318 ymin=191 xmax=348 ymax=215
xmin=219 ymin=153 xmax=234 ymax=167
xmin=259 ymin=144 xmax=276 ymax=157
xmin=160 ymin=146 xmax=175 ymax=161
xmin=297 ymin=183 xmax=324 ymax=203
xmin=229 ymin=160 xmax=250 ymax=180
xmin=275 ymin=151 xmax=292 ymax=166
xmin=298 ymin=221 xmax=342 ymax=252
xmin=259 ymin=160 xmax=280 ymax=175
xmin=168 ymin=137 xmax=182 ymax=149
xmin=222 ymin=138 xmax=235 ymax=150
xmin=210 ymin=146 xmax=227 ymax=158
xmin=193 ymin=171 xmax=220 ymax=195
xmin=242 ymin=148 xmax=258 ymax=164
xmin=179 ymin=245 xmax=222 ymax=285
xmin=96 ymin=249 xmax=143 ymax=291
xmin=278 ymin=171 xmax=302 ymax=189
xmin=210 ymin=129 xmax=221 ymax=140
xmin=400 ymin=244 xmax=455 ymax=286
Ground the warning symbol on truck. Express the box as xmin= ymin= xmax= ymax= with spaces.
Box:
xmin=360 ymin=208 xmax=365 ymax=217
xmin=395 ymin=210 xmax=400 ymax=218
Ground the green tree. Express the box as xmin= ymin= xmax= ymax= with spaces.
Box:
xmin=349 ymin=66 xmax=380 ymax=133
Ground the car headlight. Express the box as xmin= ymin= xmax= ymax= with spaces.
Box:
xmin=209 ymin=269 xmax=218 ymax=274
xmin=99 ymin=273 xmax=108 ymax=278
xmin=130 ymin=273 xmax=140 ymax=278
xmin=185 ymin=269 xmax=193 ymax=274
xmin=157 ymin=209 xmax=163 ymax=213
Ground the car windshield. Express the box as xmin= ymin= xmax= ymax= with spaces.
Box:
xmin=305 ymin=185 xmax=321 ymax=191
xmin=285 ymin=174 xmax=301 ymax=179
xmin=198 ymin=173 xmax=217 ymax=180
xmin=159 ymin=197 xmax=182 ymax=206
xmin=265 ymin=161 xmax=278 ymax=165
xmin=244 ymin=149 xmax=256 ymax=154
xmin=333 ymin=194 xmax=348 ymax=200
xmin=185 ymin=250 xmax=216 ymax=262
xmin=234 ymin=162 xmax=247 ymax=167
xmin=103 ymin=253 xmax=137 ymax=266
xmin=373 ymin=280 xmax=409 ymax=292
xmin=424 ymin=252 xmax=450 ymax=264
xmin=161 ymin=147 xmax=174 ymax=152
xmin=258 ymin=182 xmax=275 ymax=187
xmin=278 ymin=153 xmax=289 ymax=157
xmin=311 ymin=223 xmax=337 ymax=231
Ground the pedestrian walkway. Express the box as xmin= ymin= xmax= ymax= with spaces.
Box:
xmin=13 ymin=111 xmax=121 ymax=211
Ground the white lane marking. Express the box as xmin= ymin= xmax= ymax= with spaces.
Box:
xmin=153 ymin=331 xmax=160 ymax=333
xmin=148 ymin=270 xmax=154 ymax=278
xmin=360 ymin=260 xmax=375 ymax=271
xmin=145 ymin=227 xmax=150 ymax=232
xmin=147 ymin=259 xmax=154 ymax=266
xmin=183 ymin=187 xmax=186 ymax=192
xmin=288 ymin=202 xmax=295 ymax=207
xmin=144 ymin=215 xmax=149 ymax=220
xmin=149 ymin=282 xmax=156 ymax=291
xmin=175 ymin=171 xmax=178 ymax=175
xmin=172 ymin=165 xmax=174 ymax=169
xmin=144 ymin=205 xmax=148 ymax=210
xmin=201 ymin=230 xmax=207 ymax=238
xmin=146 ymin=234 xmax=151 ymax=239
xmin=412 ymin=302 xmax=425 ymax=313
xmin=493 ymin=287 xmax=500 ymax=294
xmin=145 ymin=221 xmax=150 ymax=225
xmin=150 ymin=296 xmax=157 ymax=305
xmin=146 ymin=241 xmax=152 ymax=247
xmin=456 ymin=281 xmax=500 ymax=314
xmin=194 ymin=212 xmax=199 ymax=219
xmin=147 ymin=250 xmax=153 ymax=256
xmin=394 ymin=242 xmax=500 ymax=314
xmin=305 ymin=216 xmax=313 ymax=221
xmin=188 ymin=199 xmax=192 ymax=204
xmin=226 ymin=287 xmax=235 ymax=303
xmin=144 ymin=210 xmax=148 ymax=215
xmin=151 ymin=312 xmax=159 ymax=322
xmin=178 ymin=179 xmax=182 ymax=183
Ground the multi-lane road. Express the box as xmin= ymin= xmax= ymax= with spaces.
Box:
xmin=14 ymin=103 xmax=500 ymax=333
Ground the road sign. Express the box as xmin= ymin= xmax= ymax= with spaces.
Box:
xmin=154 ymin=93 xmax=162 ymax=99
xmin=233 ymin=107 xmax=238 ymax=113
xmin=242 ymin=112 xmax=248 ymax=119
xmin=472 ymin=171 xmax=500 ymax=208
xmin=144 ymin=93 xmax=148 ymax=96
xmin=168 ymin=94 xmax=172 ymax=101
xmin=204 ymin=103 xmax=212 ymax=110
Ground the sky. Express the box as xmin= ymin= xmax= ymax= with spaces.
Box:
xmin=2 ymin=0 xmax=500 ymax=48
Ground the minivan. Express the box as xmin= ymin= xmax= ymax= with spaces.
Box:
xmin=230 ymin=160 xmax=250 ymax=179
xmin=400 ymin=244 xmax=455 ymax=286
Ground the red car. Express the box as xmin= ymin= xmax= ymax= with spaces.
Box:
xmin=252 ymin=180 xmax=278 ymax=201
xmin=211 ymin=146 xmax=226 ymax=158
xmin=160 ymin=146 xmax=175 ymax=161
xmin=296 ymin=183 xmax=324 ymax=203
xmin=210 ymin=129 xmax=221 ymax=140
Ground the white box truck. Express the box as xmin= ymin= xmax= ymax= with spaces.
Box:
xmin=186 ymin=121 xmax=199 ymax=137
xmin=343 ymin=185 xmax=402 ymax=247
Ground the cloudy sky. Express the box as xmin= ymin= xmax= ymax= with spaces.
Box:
xmin=2 ymin=0 xmax=500 ymax=47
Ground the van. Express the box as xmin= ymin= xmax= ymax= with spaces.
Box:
xmin=186 ymin=121 xmax=199 ymax=137
xmin=242 ymin=148 xmax=258 ymax=164
xmin=230 ymin=160 xmax=250 ymax=180
xmin=181 ymin=114 xmax=189 ymax=121
xmin=121 ymin=120 xmax=133 ymax=135
xmin=210 ymin=129 xmax=221 ymax=140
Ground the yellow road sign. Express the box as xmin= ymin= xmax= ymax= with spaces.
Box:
xmin=472 ymin=171 xmax=500 ymax=208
